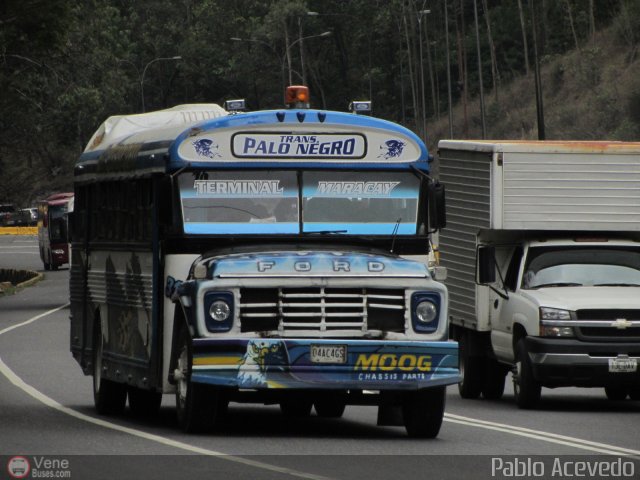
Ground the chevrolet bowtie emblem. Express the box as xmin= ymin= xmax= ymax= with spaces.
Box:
xmin=612 ymin=318 xmax=633 ymax=329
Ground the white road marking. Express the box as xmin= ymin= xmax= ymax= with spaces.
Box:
xmin=444 ymin=413 xmax=640 ymax=457
xmin=0 ymin=306 xmax=331 ymax=480
xmin=0 ymin=305 xmax=638 ymax=463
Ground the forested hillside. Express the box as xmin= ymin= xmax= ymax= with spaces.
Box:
xmin=1 ymin=0 xmax=639 ymax=205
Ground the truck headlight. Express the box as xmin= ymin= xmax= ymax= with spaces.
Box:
xmin=204 ymin=292 xmax=233 ymax=332
xmin=540 ymin=325 xmax=575 ymax=337
xmin=540 ymin=307 xmax=572 ymax=321
xmin=540 ymin=307 xmax=575 ymax=337
xmin=411 ymin=293 xmax=441 ymax=333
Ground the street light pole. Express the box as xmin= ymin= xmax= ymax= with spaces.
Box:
xmin=140 ymin=56 xmax=182 ymax=113
xmin=444 ymin=0 xmax=454 ymax=138
xmin=285 ymin=31 xmax=331 ymax=87
xmin=473 ymin=0 xmax=487 ymax=139
xmin=417 ymin=9 xmax=430 ymax=142
xmin=231 ymin=31 xmax=331 ymax=103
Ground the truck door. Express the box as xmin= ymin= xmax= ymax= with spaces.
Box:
xmin=489 ymin=245 xmax=524 ymax=362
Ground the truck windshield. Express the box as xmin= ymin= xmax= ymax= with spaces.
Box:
xmin=178 ymin=170 xmax=420 ymax=235
xmin=522 ymin=246 xmax=640 ymax=288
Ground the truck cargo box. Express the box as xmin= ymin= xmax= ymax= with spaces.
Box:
xmin=438 ymin=140 xmax=640 ymax=330
xmin=438 ymin=140 xmax=640 ymax=231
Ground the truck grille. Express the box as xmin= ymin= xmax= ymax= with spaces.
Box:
xmin=239 ymin=287 xmax=406 ymax=333
xmin=575 ymin=310 xmax=640 ymax=341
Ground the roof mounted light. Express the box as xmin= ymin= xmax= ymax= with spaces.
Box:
xmin=349 ymin=100 xmax=372 ymax=115
xmin=285 ymin=85 xmax=310 ymax=109
xmin=224 ymin=99 xmax=246 ymax=113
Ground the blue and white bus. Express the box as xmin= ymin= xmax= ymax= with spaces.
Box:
xmin=70 ymin=87 xmax=459 ymax=437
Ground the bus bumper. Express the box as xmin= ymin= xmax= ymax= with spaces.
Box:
xmin=190 ymin=338 xmax=460 ymax=390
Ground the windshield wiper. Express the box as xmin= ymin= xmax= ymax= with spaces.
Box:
xmin=530 ymin=282 xmax=583 ymax=289
xmin=593 ymin=283 xmax=640 ymax=287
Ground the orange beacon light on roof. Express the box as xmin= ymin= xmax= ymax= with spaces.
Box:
xmin=285 ymin=85 xmax=310 ymax=108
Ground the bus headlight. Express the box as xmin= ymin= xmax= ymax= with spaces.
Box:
xmin=416 ymin=301 xmax=438 ymax=323
xmin=210 ymin=301 xmax=231 ymax=322
xmin=411 ymin=293 xmax=441 ymax=333
xmin=204 ymin=292 xmax=233 ymax=332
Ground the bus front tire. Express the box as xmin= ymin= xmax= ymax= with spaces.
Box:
xmin=175 ymin=328 xmax=226 ymax=432
xmin=402 ymin=387 xmax=446 ymax=438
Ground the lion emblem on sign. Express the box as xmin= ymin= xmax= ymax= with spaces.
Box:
xmin=192 ymin=138 xmax=221 ymax=159
xmin=378 ymin=139 xmax=406 ymax=159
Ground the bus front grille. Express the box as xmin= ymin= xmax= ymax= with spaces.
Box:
xmin=239 ymin=287 xmax=406 ymax=333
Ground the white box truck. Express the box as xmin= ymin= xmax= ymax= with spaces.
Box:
xmin=438 ymin=140 xmax=640 ymax=408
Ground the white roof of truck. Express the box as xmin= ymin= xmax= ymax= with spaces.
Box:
xmin=438 ymin=140 xmax=640 ymax=155
xmin=84 ymin=104 xmax=227 ymax=152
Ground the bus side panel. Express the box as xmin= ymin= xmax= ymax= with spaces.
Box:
xmin=87 ymin=249 xmax=155 ymax=387
xmin=69 ymin=242 xmax=91 ymax=373
xmin=161 ymin=254 xmax=199 ymax=393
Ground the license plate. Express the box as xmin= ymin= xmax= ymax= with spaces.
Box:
xmin=608 ymin=357 xmax=637 ymax=373
xmin=310 ymin=344 xmax=347 ymax=364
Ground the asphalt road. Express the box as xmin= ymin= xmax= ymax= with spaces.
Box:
xmin=1 ymin=235 xmax=639 ymax=480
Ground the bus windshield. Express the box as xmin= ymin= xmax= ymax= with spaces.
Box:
xmin=178 ymin=170 xmax=420 ymax=235
xmin=49 ymin=204 xmax=69 ymax=243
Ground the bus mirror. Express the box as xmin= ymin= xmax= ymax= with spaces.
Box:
xmin=477 ymin=246 xmax=496 ymax=284
xmin=428 ymin=182 xmax=446 ymax=230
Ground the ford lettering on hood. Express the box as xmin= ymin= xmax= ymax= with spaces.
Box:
xmin=208 ymin=252 xmax=429 ymax=278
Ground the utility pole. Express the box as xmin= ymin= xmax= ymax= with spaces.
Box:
xmin=530 ymin=0 xmax=546 ymax=139
xmin=473 ymin=0 xmax=486 ymax=139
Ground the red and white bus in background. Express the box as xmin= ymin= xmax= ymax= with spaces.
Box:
xmin=38 ymin=192 xmax=74 ymax=270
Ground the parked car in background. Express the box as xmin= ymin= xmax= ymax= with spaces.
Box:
xmin=0 ymin=204 xmax=18 ymax=226
xmin=18 ymin=208 xmax=38 ymax=226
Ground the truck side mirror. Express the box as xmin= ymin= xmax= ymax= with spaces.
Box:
xmin=477 ymin=246 xmax=496 ymax=284
xmin=428 ymin=182 xmax=446 ymax=230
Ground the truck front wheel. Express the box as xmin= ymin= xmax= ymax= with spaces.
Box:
xmin=513 ymin=338 xmax=541 ymax=409
xmin=402 ymin=387 xmax=446 ymax=438
xmin=175 ymin=327 xmax=227 ymax=432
